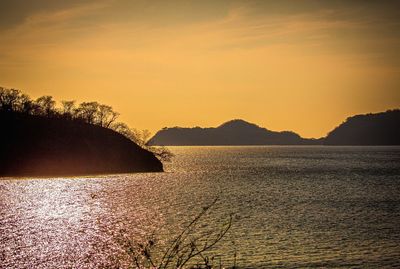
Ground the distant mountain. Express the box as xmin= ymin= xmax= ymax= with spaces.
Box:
xmin=324 ymin=109 xmax=400 ymax=145
xmin=0 ymin=112 xmax=163 ymax=176
xmin=149 ymin=119 xmax=321 ymax=146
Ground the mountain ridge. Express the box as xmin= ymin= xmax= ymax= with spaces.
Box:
xmin=325 ymin=109 xmax=400 ymax=145
xmin=149 ymin=109 xmax=400 ymax=146
xmin=149 ymin=119 xmax=320 ymax=146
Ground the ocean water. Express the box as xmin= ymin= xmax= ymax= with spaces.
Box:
xmin=1 ymin=146 xmax=400 ymax=268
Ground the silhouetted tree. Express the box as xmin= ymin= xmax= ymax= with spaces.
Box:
xmin=61 ymin=100 xmax=76 ymax=118
xmin=112 ymin=125 xmax=146 ymax=146
xmin=110 ymin=123 xmax=174 ymax=161
xmin=98 ymin=104 xmax=119 ymax=128
xmin=111 ymin=121 xmax=129 ymax=132
xmin=35 ymin=96 xmax=56 ymax=116
xmin=19 ymin=94 xmax=36 ymax=114
xmin=0 ymin=86 xmax=173 ymax=162
xmin=75 ymin=101 xmax=99 ymax=124
xmin=0 ymin=88 xmax=24 ymax=112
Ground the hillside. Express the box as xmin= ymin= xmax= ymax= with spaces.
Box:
xmin=149 ymin=119 xmax=321 ymax=146
xmin=324 ymin=109 xmax=400 ymax=145
xmin=0 ymin=112 xmax=163 ymax=176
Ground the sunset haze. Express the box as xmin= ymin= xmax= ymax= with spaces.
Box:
xmin=1 ymin=0 xmax=399 ymax=138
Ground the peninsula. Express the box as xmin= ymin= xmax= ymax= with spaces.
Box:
xmin=0 ymin=88 xmax=163 ymax=176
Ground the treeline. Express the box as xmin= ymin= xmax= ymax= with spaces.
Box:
xmin=0 ymin=87 xmax=172 ymax=161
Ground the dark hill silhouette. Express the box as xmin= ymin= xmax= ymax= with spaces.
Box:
xmin=0 ymin=87 xmax=164 ymax=176
xmin=324 ymin=109 xmax=400 ymax=145
xmin=149 ymin=119 xmax=321 ymax=146
xmin=0 ymin=112 xmax=163 ymax=176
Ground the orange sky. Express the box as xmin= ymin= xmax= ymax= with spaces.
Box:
xmin=0 ymin=0 xmax=399 ymax=138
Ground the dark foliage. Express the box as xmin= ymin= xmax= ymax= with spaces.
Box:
xmin=0 ymin=87 xmax=122 ymax=127
xmin=324 ymin=109 xmax=400 ymax=145
xmin=0 ymin=87 xmax=164 ymax=176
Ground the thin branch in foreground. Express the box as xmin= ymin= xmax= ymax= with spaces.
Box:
xmin=121 ymin=198 xmax=234 ymax=269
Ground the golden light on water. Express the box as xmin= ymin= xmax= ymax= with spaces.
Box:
xmin=2 ymin=147 xmax=400 ymax=267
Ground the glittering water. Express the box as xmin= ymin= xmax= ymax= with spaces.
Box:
xmin=1 ymin=146 xmax=400 ymax=268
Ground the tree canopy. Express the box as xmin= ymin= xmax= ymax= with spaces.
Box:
xmin=0 ymin=87 xmax=172 ymax=161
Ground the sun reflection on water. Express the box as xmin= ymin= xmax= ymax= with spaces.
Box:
xmin=1 ymin=146 xmax=400 ymax=268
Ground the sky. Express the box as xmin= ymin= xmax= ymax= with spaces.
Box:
xmin=0 ymin=0 xmax=399 ymax=138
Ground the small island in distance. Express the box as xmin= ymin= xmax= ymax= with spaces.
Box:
xmin=149 ymin=109 xmax=400 ymax=146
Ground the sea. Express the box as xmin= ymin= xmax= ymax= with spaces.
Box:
xmin=1 ymin=146 xmax=400 ymax=268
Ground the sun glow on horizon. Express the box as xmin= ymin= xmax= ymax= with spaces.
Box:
xmin=0 ymin=1 xmax=399 ymax=138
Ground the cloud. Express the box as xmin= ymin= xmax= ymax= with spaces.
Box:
xmin=1 ymin=0 xmax=399 ymax=73
xmin=0 ymin=0 xmax=99 ymax=29
xmin=0 ymin=0 xmax=399 ymax=138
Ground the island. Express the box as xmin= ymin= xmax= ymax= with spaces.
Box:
xmin=148 ymin=119 xmax=321 ymax=146
xmin=149 ymin=110 xmax=400 ymax=146
xmin=324 ymin=109 xmax=400 ymax=145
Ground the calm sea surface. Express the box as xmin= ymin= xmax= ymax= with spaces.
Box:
xmin=1 ymin=146 xmax=400 ymax=268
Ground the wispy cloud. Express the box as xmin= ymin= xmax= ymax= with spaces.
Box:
xmin=0 ymin=1 xmax=398 ymax=137
xmin=22 ymin=1 xmax=110 ymax=27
